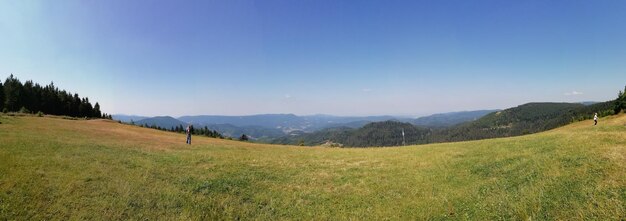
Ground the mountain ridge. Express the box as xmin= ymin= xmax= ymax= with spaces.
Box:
xmin=274 ymin=101 xmax=615 ymax=147
xmin=117 ymin=110 xmax=496 ymax=140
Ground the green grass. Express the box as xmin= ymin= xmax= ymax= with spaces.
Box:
xmin=0 ymin=114 xmax=625 ymax=220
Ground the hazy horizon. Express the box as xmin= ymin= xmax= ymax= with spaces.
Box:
xmin=2 ymin=0 xmax=625 ymax=117
xmin=111 ymin=104 xmax=605 ymax=119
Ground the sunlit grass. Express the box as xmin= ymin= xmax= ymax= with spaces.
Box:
xmin=0 ymin=114 xmax=624 ymax=219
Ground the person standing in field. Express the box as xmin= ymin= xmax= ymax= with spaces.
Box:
xmin=186 ymin=125 xmax=192 ymax=144
xmin=593 ymin=113 xmax=598 ymax=126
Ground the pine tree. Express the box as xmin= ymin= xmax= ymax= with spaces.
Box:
xmin=72 ymin=94 xmax=81 ymax=117
xmin=615 ymin=86 xmax=626 ymax=114
xmin=214 ymin=130 xmax=221 ymax=138
xmin=22 ymin=80 xmax=37 ymax=112
xmin=43 ymin=82 xmax=61 ymax=115
xmin=85 ymin=98 xmax=93 ymax=117
xmin=622 ymin=85 xmax=626 ymax=111
xmin=93 ymin=102 xmax=102 ymax=118
xmin=0 ymin=81 xmax=4 ymax=111
xmin=78 ymin=97 xmax=93 ymax=118
xmin=3 ymin=74 xmax=23 ymax=112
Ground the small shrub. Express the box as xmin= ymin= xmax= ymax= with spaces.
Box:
xmin=37 ymin=111 xmax=44 ymax=117
xmin=2 ymin=108 xmax=7 ymax=113
xmin=19 ymin=107 xmax=30 ymax=114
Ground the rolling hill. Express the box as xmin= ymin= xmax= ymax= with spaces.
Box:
xmin=0 ymin=113 xmax=624 ymax=219
xmin=276 ymin=102 xmax=615 ymax=147
xmin=273 ymin=121 xmax=432 ymax=147
xmin=127 ymin=111 xmax=496 ymax=141
xmin=412 ymin=109 xmax=497 ymax=127
xmin=135 ymin=116 xmax=187 ymax=129
xmin=430 ymin=101 xmax=616 ymax=142
xmin=204 ymin=124 xmax=285 ymax=141
xmin=111 ymin=114 xmax=148 ymax=123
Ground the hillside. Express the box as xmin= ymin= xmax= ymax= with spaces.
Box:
xmin=112 ymin=114 xmax=148 ymax=123
xmin=1 ymin=114 xmax=624 ymax=219
xmin=272 ymin=126 xmax=354 ymax=146
xmin=135 ymin=116 xmax=187 ymax=129
xmin=205 ymin=124 xmax=285 ymax=141
xmin=431 ymin=102 xmax=615 ymax=142
xmin=274 ymin=121 xmax=432 ymax=147
xmin=276 ymin=102 xmax=615 ymax=147
xmin=412 ymin=109 xmax=497 ymax=127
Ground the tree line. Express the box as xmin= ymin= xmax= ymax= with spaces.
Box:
xmin=135 ymin=122 xmax=254 ymax=141
xmin=0 ymin=74 xmax=108 ymax=118
xmin=615 ymin=85 xmax=626 ymax=113
xmin=136 ymin=123 xmax=225 ymax=139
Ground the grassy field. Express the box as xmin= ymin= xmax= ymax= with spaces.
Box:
xmin=0 ymin=114 xmax=625 ymax=220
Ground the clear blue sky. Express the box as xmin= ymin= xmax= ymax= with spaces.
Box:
xmin=1 ymin=0 xmax=625 ymax=117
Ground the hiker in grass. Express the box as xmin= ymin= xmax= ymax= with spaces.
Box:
xmin=186 ymin=125 xmax=192 ymax=144
xmin=593 ymin=113 xmax=598 ymax=126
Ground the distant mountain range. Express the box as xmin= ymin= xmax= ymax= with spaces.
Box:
xmin=274 ymin=101 xmax=614 ymax=147
xmin=113 ymin=100 xmax=612 ymax=146
xmin=411 ymin=110 xmax=496 ymax=127
xmin=113 ymin=110 xmax=497 ymax=140
xmin=135 ymin=116 xmax=186 ymax=129
xmin=111 ymin=114 xmax=148 ymax=123
xmin=204 ymin=124 xmax=284 ymax=141
xmin=178 ymin=114 xmax=308 ymax=132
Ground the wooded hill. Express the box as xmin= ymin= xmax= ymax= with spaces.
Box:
xmin=274 ymin=90 xmax=626 ymax=147
xmin=272 ymin=121 xmax=431 ymax=147
xmin=429 ymin=101 xmax=615 ymax=143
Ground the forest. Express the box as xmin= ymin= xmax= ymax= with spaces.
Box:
xmin=0 ymin=75 xmax=107 ymax=118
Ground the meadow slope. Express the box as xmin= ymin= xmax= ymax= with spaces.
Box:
xmin=0 ymin=114 xmax=624 ymax=220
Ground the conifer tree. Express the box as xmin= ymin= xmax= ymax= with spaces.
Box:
xmin=93 ymin=102 xmax=102 ymax=118
xmin=615 ymin=86 xmax=626 ymax=114
xmin=72 ymin=94 xmax=81 ymax=116
xmin=0 ymin=81 xmax=4 ymax=111
xmin=3 ymin=74 xmax=22 ymax=112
